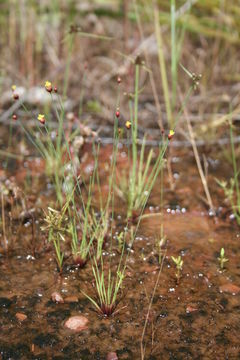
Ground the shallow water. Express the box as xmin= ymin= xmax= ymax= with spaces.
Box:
xmin=0 ymin=147 xmax=240 ymax=360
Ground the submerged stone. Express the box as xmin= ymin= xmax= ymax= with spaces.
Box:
xmin=186 ymin=305 xmax=198 ymax=313
xmin=51 ymin=291 xmax=64 ymax=303
xmin=64 ymin=315 xmax=89 ymax=332
xmin=65 ymin=295 xmax=79 ymax=303
xmin=15 ymin=312 xmax=27 ymax=322
xmin=219 ymin=283 xmax=240 ymax=295
xmin=106 ymin=352 xmax=118 ymax=360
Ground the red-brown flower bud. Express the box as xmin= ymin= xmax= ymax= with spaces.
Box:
xmin=168 ymin=130 xmax=175 ymax=140
xmin=45 ymin=81 xmax=52 ymax=93
xmin=37 ymin=114 xmax=45 ymax=125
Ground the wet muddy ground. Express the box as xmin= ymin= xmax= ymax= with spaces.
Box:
xmin=0 ymin=142 xmax=240 ymax=360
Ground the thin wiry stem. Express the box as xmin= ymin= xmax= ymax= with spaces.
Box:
xmin=140 ymin=253 xmax=166 ymax=360
xmin=182 ymin=97 xmax=215 ymax=214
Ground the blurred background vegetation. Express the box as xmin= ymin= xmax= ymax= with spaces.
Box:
xmin=0 ymin=0 xmax=239 ymax=138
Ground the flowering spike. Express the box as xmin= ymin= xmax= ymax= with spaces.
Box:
xmin=125 ymin=121 xmax=131 ymax=129
xmin=117 ymin=76 xmax=121 ymax=84
xmin=12 ymin=114 xmax=17 ymax=121
xmin=45 ymin=81 xmax=52 ymax=93
xmin=118 ymin=128 xmax=123 ymax=137
xmin=38 ymin=114 xmax=45 ymax=125
xmin=115 ymin=109 xmax=120 ymax=118
xmin=168 ymin=129 xmax=175 ymax=140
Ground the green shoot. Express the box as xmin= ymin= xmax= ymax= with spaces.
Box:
xmin=116 ymin=232 xmax=125 ymax=252
xmin=218 ymin=248 xmax=228 ymax=270
xmin=171 ymin=255 xmax=183 ymax=283
xmin=117 ymin=137 xmax=154 ymax=218
xmin=155 ymin=235 xmax=167 ymax=265
xmin=42 ymin=205 xmax=68 ymax=273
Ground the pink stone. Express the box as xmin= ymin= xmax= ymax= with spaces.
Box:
xmin=51 ymin=291 xmax=64 ymax=303
xmin=106 ymin=352 xmax=118 ymax=360
xmin=186 ymin=305 xmax=198 ymax=313
xmin=64 ymin=315 xmax=89 ymax=332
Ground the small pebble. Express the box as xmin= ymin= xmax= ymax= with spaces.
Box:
xmin=16 ymin=312 xmax=27 ymax=322
xmin=219 ymin=283 xmax=240 ymax=295
xmin=186 ymin=305 xmax=198 ymax=313
xmin=65 ymin=296 xmax=79 ymax=303
xmin=51 ymin=291 xmax=64 ymax=303
xmin=106 ymin=352 xmax=118 ymax=360
xmin=64 ymin=315 xmax=89 ymax=332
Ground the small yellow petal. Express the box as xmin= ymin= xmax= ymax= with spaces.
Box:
xmin=168 ymin=129 xmax=175 ymax=140
xmin=37 ymin=114 xmax=45 ymax=124
xmin=45 ymin=81 xmax=52 ymax=88
xmin=125 ymin=121 xmax=131 ymax=129
xmin=12 ymin=85 xmax=16 ymax=91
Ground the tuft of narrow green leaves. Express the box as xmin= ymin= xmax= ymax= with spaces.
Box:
xmin=82 ymin=256 xmax=125 ymax=317
xmin=171 ymin=255 xmax=183 ymax=283
xmin=42 ymin=205 xmax=68 ymax=273
xmin=218 ymin=248 xmax=228 ymax=270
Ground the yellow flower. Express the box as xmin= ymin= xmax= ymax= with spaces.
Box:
xmin=45 ymin=81 xmax=52 ymax=92
xmin=11 ymin=85 xmax=16 ymax=91
xmin=168 ymin=129 xmax=175 ymax=140
xmin=125 ymin=121 xmax=131 ymax=129
xmin=45 ymin=81 xmax=51 ymax=88
xmin=37 ymin=114 xmax=45 ymax=124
